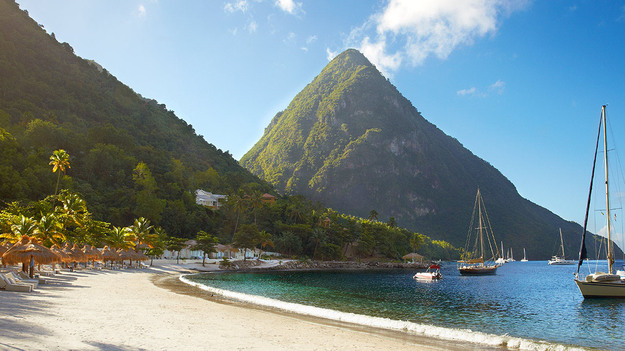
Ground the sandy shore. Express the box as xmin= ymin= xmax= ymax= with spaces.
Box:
xmin=0 ymin=259 xmax=499 ymax=351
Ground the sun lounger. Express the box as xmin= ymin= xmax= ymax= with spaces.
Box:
xmin=0 ymin=274 xmax=33 ymax=292
xmin=7 ymin=272 xmax=38 ymax=288
xmin=17 ymin=270 xmax=46 ymax=284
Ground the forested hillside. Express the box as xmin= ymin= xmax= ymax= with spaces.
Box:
xmin=0 ymin=0 xmax=460 ymax=261
xmin=0 ymin=0 xmax=275 ymax=237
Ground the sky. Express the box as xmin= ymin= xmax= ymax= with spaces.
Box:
xmin=15 ymin=0 xmax=625 ymax=241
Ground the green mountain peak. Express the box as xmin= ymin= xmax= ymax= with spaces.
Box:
xmin=241 ymin=49 xmax=610 ymax=259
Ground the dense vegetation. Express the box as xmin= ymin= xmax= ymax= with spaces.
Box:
xmin=0 ymin=0 xmax=459 ymax=261
xmin=241 ymin=49 xmax=616 ymax=260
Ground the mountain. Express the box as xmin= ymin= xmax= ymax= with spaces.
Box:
xmin=241 ymin=49 xmax=613 ymax=260
xmin=0 ymin=0 xmax=272 ymax=236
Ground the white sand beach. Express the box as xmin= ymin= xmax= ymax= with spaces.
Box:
xmin=0 ymin=260 xmax=493 ymax=351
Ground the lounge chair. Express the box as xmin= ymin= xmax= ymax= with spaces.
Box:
xmin=16 ymin=270 xmax=46 ymax=284
xmin=0 ymin=274 xmax=33 ymax=292
xmin=6 ymin=272 xmax=38 ymax=288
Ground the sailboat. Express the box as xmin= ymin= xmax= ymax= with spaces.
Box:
xmin=548 ymin=228 xmax=575 ymax=265
xmin=495 ymin=242 xmax=506 ymax=264
xmin=458 ymin=188 xmax=501 ymax=275
xmin=574 ymin=105 xmax=625 ymax=298
xmin=521 ymin=248 xmax=528 ymax=262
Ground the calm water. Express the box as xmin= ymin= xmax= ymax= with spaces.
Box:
xmin=186 ymin=261 xmax=625 ymax=350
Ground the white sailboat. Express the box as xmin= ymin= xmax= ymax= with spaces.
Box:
xmin=495 ymin=242 xmax=506 ymax=264
xmin=457 ymin=188 xmax=501 ymax=275
xmin=548 ymin=228 xmax=575 ymax=265
xmin=521 ymin=248 xmax=528 ymax=262
xmin=574 ymin=105 xmax=625 ymax=298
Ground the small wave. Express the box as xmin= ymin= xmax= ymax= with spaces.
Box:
xmin=180 ymin=274 xmax=586 ymax=351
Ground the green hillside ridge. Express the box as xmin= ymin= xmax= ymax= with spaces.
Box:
xmin=0 ymin=0 xmax=272 ymax=237
xmin=0 ymin=0 xmax=461 ymax=262
xmin=241 ymin=49 xmax=615 ymax=260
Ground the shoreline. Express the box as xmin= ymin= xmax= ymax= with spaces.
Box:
xmin=0 ymin=260 xmax=549 ymax=350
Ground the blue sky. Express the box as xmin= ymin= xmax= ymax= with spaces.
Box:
xmin=15 ymin=0 xmax=625 ymax=238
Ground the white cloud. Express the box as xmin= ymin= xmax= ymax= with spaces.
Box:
xmin=457 ymin=87 xmax=477 ymax=96
xmin=489 ymin=79 xmax=506 ymax=94
xmin=359 ymin=36 xmax=401 ymax=77
xmin=284 ymin=32 xmax=296 ymax=43
xmin=275 ymin=0 xmax=303 ymax=15
xmin=306 ymin=35 xmax=317 ymax=45
xmin=225 ymin=0 xmax=249 ymax=13
xmin=351 ymin=0 xmax=528 ymax=75
xmin=326 ymin=48 xmax=339 ymax=61
xmin=247 ymin=20 xmax=258 ymax=33
xmin=138 ymin=4 xmax=147 ymax=17
xmin=457 ymin=80 xmax=505 ymax=97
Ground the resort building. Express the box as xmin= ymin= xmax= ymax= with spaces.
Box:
xmin=195 ymin=189 xmax=227 ymax=209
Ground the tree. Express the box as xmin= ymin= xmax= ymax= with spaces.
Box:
xmin=0 ymin=215 xmax=37 ymax=243
xmin=368 ymin=209 xmax=378 ymax=221
xmin=166 ymin=237 xmax=187 ymax=264
xmin=127 ymin=217 xmax=157 ymax=251
xmin=132 ymin=162 xmax=165 ymax=223
xmin=34 ymin=213 xmax=65 ymax=246
xmin=249 ymin=191 xmax=263 ymax=224
xmin=311 ymin=228 xmax=326 ymax=259
xmin=106 ymin=226 xmax=133 ymax=250
xmin=144 ymin=239 xmax=165 ymax=266
xmin=233 ymin=224 xmax=260 ymax=260
xmin=387 ymin=217 xmax=396 ymax=228
xmin=228 ymin=193 xmax=247 ymax=241
xmin=192 ymin=231 xmax=219 ymax=266
xmin=257 ymin=230 xmax=274 ymax=260
xmin=49 ymin=149 xmax=70 ymax=196
xmin=410 ymin=232 xmax=424 ymax=253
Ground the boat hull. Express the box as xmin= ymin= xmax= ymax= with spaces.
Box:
xmin=458 ymin=265 xmax=498 ymax=275
xmin=548 ymin=260 xmax=575 ymax=265
xmin=413 ymin=272 xmax=442 ymax=280
xmin=575 ymin=279 xmax=625 ymax=298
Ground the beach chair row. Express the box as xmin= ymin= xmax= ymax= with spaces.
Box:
xmin=0 ymin=271 xmax=45 ymax=292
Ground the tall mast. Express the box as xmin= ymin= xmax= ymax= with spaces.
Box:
xmin=478 ymin=189 xmax=484 ymax=260
xmin=602 ymin=105 xmax=613 ymax=273
xmin=559 ymin=228 xmax=565 ymax=258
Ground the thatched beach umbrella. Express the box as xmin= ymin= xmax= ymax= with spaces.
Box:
xmin=70 ymin=243 xmax=87 ymax=263
xmin=82 ymin=245 xmax=102 ymax=267
xmin=117 ymin=249 xmax=136 ymax=267
xmin=402 ymin=252 xmax=424 ymax=263
xmin=2 ymin=235 xmax=31 ymax=272
xmin=100 ymin=246 xmax=119 ymax=268
xmin=3 ymin=238 xmax=59 ymax=278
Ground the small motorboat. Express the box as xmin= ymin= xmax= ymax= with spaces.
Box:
xmin=414 ymin=264 xmax=442 ymax=280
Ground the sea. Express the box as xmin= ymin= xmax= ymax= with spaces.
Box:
xmin=182 ymin=260 xmax=625 ymax=351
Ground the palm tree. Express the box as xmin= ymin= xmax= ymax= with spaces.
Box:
xmin=34 ymin=213 xmax=65 ymax=246
xmin=311 ymin=228 xmax=327 ymax=259
xmin=249 ymin=191 xmax=263 ymax=224
xmin=0 ymin=215 xmax=37 ymax=244
xmin=257 ymin=231 xmax=274 ymax=260
xmin=229 ymin=194 xmax=247 ymax=240
xmin=368 ymin=210 xmax=378 ymax=221
xmin=127 ymin=217 xmax=157 ymax=251
xmin=106 ymin=226 xmax=133 ymax=250
xmin=49 ymin=149 xmax=70 ymax=196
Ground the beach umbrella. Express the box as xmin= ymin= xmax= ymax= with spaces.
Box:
xmin=402 ymin=252 xmax=424 ymax=262
xmin=2 ymin=238 xmax=59 ymax=278
xmin=100 ymin=246 xmax=119 ymax=268
xmin=50 ymin=244 xmax=70 ymax=261
xmin=70 ymin=243 xmax=87 ymax=263
xmin=2 ymin=235 xmax=31 ymax=271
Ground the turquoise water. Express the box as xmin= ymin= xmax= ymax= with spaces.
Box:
xmin=186 ymin=261 xmax=625 ymax=350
